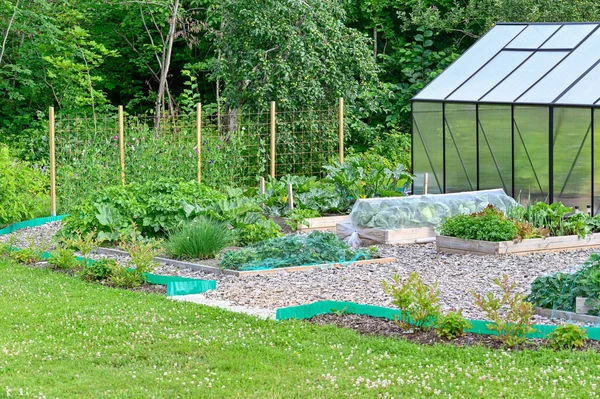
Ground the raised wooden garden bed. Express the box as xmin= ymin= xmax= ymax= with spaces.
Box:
xmin=95 ymin=247 xmax=396 ymax=277
xmin=436 ymin=234 xmax=600 ymax=255
xmin=335 ymin=222 xmax=435 ymax=245
xmin=533 ymin=307 xmax=600 ymax=324
xmin=272 ymin=215 xmax=349 ymax=232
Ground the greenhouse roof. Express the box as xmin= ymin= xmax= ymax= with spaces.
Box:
xmin=413 ymin=22 xmax=600 ymax=106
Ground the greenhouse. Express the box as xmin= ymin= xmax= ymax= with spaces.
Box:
xmin=411 ymin=22 xmax=600 ymax=213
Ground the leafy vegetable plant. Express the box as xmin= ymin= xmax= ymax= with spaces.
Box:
xmin=220 ymin=231 xmax=367 ymax=271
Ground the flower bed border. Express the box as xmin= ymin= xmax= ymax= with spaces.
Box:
xmin=1 ymin=216 xmax=216 ymax=296
xmin=271 ymin=215 xmax=349 ymax=232
xmin=436 ymin=234 xmax=600 ymax=255
xmin=276 ymin=300 xmax=600 ymax=340
xmin=95 ymin=247 xmax=396 ymax=277
xmin=533 ymin=307 xmax=600 ymax=324
xmin=336 ymin=222 xmax=436 ymax=245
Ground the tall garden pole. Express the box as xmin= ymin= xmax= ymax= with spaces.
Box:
xmin=118 ymin=105 xmax=125 ymax=186
xmin=339 ymin=97 xmax=344 ymax=163
xmin=49 ymin=107 xmax=56 ymax=216
xmin=197 ymin=103 xmax=202 ymax=183
xmin=270 ymin=101 xmax=276 ymax=178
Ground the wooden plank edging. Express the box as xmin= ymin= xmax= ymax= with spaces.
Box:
xmin=534 ymin=307 xmax=600 ymax=324
xmin=436 ymin=233 xmax=600 ymax=255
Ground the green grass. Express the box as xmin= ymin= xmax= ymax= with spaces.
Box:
xmin=1 ymin=259 xmax=600 ymax=398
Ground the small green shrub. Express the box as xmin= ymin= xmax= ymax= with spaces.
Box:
xmin=548 ymin=324 xmax=588 ymax=350
xmin=9 ymin=248 xmax=43 ymax=265
xmin=0 ymin=144 xmax=49 ymax=226
xmin=472 ymin=275 xmax=536 ymax=347
xmin=440 ymin=205 xmax=518 ymax=241
xmin=48 ymin=247 xmax=79 ymax=270
xmin=80 ymin=258 xmax=116 ymax=282
xmin=221 ymin=231 xmax=366 ymax=271
xmin=165 ymin=218 xmax=231 ymax=260
xmin=436 ymin=310 xmax=472 ymax=339
xmin=62 ymin=230 xmax=98 ymax=259
xmin=119 ymin=229 xmax=161 ymax=284
xmin=381 ymin=272 xmax=441 ymax=331
xmin=107 ymin=263 xmax=143 ymax=289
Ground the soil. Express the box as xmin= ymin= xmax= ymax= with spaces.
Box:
xmin=308 ymin=313 xmax=600 ymax=352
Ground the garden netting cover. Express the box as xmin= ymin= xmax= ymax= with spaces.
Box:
xmin=350 ymin=189 xmax=517 ymax=230
xmin=529 ymin=253 xmax=600 ymax=325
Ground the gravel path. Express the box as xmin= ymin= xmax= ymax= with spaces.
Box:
xmin=154 ymin=244 xmax=597 ymax=324
xmin=3 ymin=222 xmax=599 ymax=324
xmin=0 ymin=221 xmax=61 ymax=250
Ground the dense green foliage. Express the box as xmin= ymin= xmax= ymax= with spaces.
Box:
xmin=165 ymin=218 xmax=232 ymax=259
xmin=548 ymin=324 xmax=588 ymax=350
xmin=220 ymin=231 xmax=367 ymax=271
xmin=4 ymin=260 xmax=600 ymax=398
xmin=436 ymin=310 xmax=472 ymax=340
xmin=0 ymin=144 xmax=49 ymax=226
xmin=5 ymin=0 xmax=598 ymax=158
xmin=440 ymin=206 xmax=519 ymax=242
xmin=529 ymin=253 xmax=600 ymax=313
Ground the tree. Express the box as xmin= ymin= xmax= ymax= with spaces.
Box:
xmin=214 ymin=0 xmax=380 ymax=122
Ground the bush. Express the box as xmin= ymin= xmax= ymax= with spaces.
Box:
xmin=165 ymin=218 xmax=232 ymax=260
xmin=0 ymin=144 xmax=49 ymax=226
xmin=436 ymin=310 xmax=472 ymax=339
xmin=48 ymin=247 xmax=79 ymax=270
xmin=80 ymin=258 xmax=115 ymax=282
xmin=440 ymin=205 xmax=518 ymax=241
xmin=119 ymin=230 xmax=161 ymax=282
xmin=548 ymin=324 xmax=588 ymax=350
xmin=472 ymin=275 xmax=536 ymax=347
xmin=382 ymin=272 xmax=441 ymax=331
xmin=220 ymin=231 xmax=367 ymax=271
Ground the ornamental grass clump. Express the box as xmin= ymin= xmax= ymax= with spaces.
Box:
xmin=165 ymin=218 xmax=232 ymax=260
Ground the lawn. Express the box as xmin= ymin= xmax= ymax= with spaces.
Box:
xmin=1 ymin=260 xmax=600 ymax=398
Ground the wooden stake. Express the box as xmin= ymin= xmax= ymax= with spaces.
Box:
xmin=118 ymin=105 xmax=125 ymax=186
xmin=287 ymin=183 xmax=294 ymax=210
xmin=270 ymin=101 xmax=276 ymax=178
xmin=259 ymin=176 xmax=265 ymax=195
xmin=424 ymin=173 xmax=429 ymax=195
xmin=339 ymin=97 xmax=344 ymax=163
xmin=197 ymin=103 xmax=202 ymax=183
xmin=49 ymin=107 xmax=56 ymax=216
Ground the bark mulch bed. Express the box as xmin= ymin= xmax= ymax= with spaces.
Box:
xmin=308 ymin=313 xmax=600 ymax=352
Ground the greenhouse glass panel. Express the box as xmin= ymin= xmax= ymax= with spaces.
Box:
xmin=518 ymin=28 xmax=600 ymax=104
xmin=444 ymin=103 xmax=476 ymax=192
xmin=481 ymin=51 xmax=567 ymax=102
xmin=413 ymin=25 xmax=525 ymax=101
xmin=555 ymin=63 xmax=600 ymax=105
xmin=478 ymin=105 xmax=512 ymax=193
xmin=447 ymin=51 xmax=531 ymax=101
xmin=412 ymin=102 xmax=443 ymax=194
xmin=505 ymin=24 xmax=560 ymax=49
xmin=552 ymin=108 xmax=591 ymax=210
xmin=540 ymin=24 xmax=597 ymax=49
xmin=513 ymin=106 xmax=548 ymax=203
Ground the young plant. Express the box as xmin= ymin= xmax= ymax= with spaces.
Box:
xmin=285 ymin=209 xmax=320 ymax=231
xmin=436 ymin=310 xmax=472 ymax=340
xmin=107 ymin=262 xmax=144 ymax=289
xmin=381 ymin=272 xmax=440 ymax=331
xmin=440 ymin=205 xmax=519 ymax=241
xmin=80 ymin=257 xmax=116 ymax=282
xmin=48 ymin=247 xmax=79 ymax=271
xmin=547 ymin=324 xmax=588 ymax=350
xmin=472 ymin=275 xmax=536 ymax=347
xmin=64 ymin=230 xmax=98 ymax=260
xmin=165 ymin=218 xmax=231 ymax=260
xmin=119 ymin=226 xmax=161 ymax=284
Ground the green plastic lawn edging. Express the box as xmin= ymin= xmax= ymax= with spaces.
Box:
xmin=276 ymin=300 xmax=600 ymax=341
xmin=0 ymin=215 xmax=216 ymax=297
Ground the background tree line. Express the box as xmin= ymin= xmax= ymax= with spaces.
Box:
xmin=1 ymin=0 xmax=599 ymax=160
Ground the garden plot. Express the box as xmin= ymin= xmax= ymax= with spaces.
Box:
xmin=6 ymin=220 xmax=600 ymax=326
